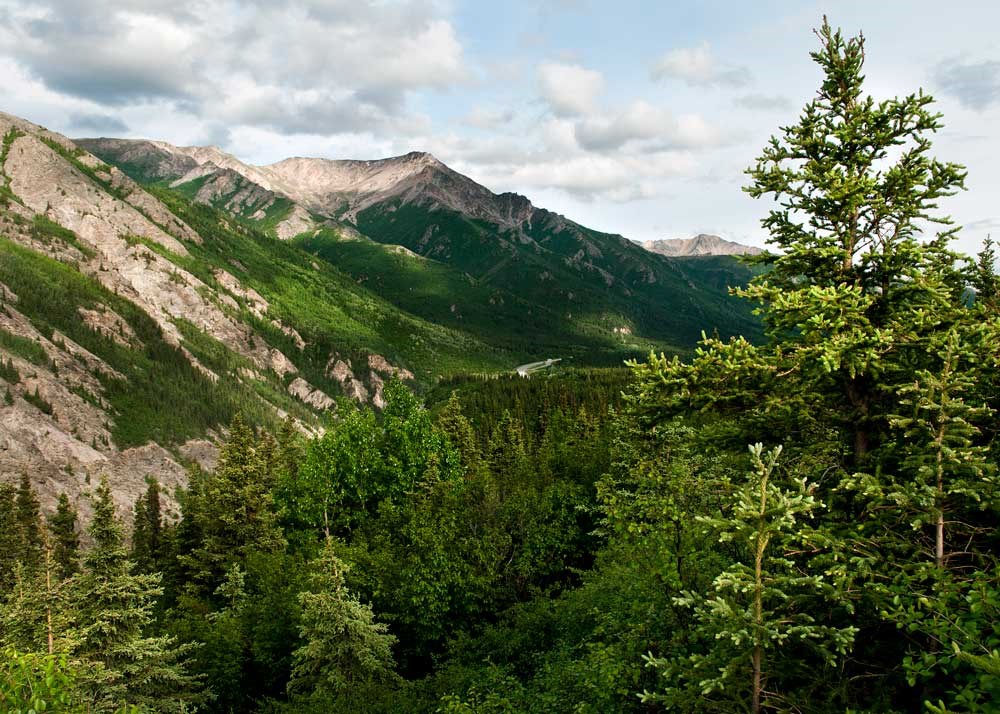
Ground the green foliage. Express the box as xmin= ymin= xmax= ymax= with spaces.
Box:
xmin=288 ymin=542 xmax=397 ymax=698
xmin=0 ymin=648 xmax=82 ymax=713
xmin=179 ymin=415 xmax=285 ymax=598
xmin=74 ymin=478 xmax=205 ymax=713
xmin=0 ymin=327 xmax=49 ymax=367
xmin=642 ymin=444 xmax=856 ymax=712
xmin=0 ymin=356 xmax=20 ymax=383
xmin=22 ymin=386 xmax=53 ymax=415
xmin=627 ymin=18 xmax=1000 ymax=713
xmin=49 ymin=493 xmax=80 ymax=578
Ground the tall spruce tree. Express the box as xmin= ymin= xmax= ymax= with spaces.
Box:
xmin=630 ymin=17 xmax=1000 ymax=711
xmin=48 ymin=493 xmax=79 ymax=578
xmin=0 ymin=483 xmax=19 ymax=593
xmin=131 ymin=478 xmax=164 ymax=575
xmin=73 ymin=478 xmax=204 ymax=713
xmin=15 ymin=474 xmax=43 ymax=573
xmin=180 ymin=414 xmax=285 ymax=597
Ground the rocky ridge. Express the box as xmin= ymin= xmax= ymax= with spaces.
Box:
xmin=642 ymin=234 xmax=763 ymax=257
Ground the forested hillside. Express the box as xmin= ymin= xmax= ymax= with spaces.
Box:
xmin=3 ymin=19 xmax=1000 ymax=714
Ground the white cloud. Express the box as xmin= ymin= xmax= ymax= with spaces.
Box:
xmin=0 ymin=0 xmax=469 ymax=137
xmin=651 ymin=42 xmax=751 ymax=87
xmin=537 ymin=62 xmax=605 ymax=116
xmin=574 ymin=100 xmax=721 ymax=152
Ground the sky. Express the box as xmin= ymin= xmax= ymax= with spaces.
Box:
xmin=2 ymin=0 xmax=1000 ymax=255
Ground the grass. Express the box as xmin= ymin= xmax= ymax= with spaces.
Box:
xmin=30 ymin=215 xmax=97 ymax=259
xmin=0 ymin=327 xmax=49 ymax=366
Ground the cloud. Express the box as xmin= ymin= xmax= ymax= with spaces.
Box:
xmin=651 ymin=42 xmax=751 ymax=88
xmin=574 ymin=100 xmax=720 ymax=152
xmin=537 ymin=62 xmax=605 ymax=116
xmin=68 ymin=112 xmax=129 ymax=134
xmin=0 ymin=0 xmax=468 ymax=136
xmin=463 ymin=106 xmax=517 ymax=130
xmin=933 ymin=57 xmax=1000 ymax=110
xmin=734 ymin=93 xmax=793 ymax=111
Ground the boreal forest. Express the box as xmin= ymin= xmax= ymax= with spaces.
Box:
xmin=3 ymin=19 xmax=1000 ymax=714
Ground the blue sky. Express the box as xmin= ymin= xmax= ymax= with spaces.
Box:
xmin=2 ymin=0 xmax=999 ymax=255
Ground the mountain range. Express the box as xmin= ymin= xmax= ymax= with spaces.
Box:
xmin=0 ymin=110 xmax=759 ymax=511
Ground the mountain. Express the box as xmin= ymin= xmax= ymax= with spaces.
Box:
xmin=0 ymin=111 xmax=759 ymax=512
xmin=79 ymin=137 xmax=761 ymax=351
xmin=642 ymin=234 xmax=763 ymax=257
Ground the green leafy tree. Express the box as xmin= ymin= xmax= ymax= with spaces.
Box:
xmin=0 ymin=648 xmax=83 ymax=713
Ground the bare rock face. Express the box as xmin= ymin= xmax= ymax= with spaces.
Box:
xmin=366 ymin=353 xmax=415 ymax=408
xmin=288 ymin=377 xmax=335 ymax=411
xmin=274 ymin=204 xmax=314 ymax=240
xmin=324 ymin=356 xmax=369 ymax=403
xmin=176 ymin=439 xmax=220 ymax=474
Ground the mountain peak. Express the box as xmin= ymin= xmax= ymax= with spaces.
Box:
xmin=642 ymin=234 xmax=762 ymax=258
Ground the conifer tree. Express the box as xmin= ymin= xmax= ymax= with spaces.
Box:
xmin=436 ymin=392 xmax=485 ymax=479
xmin=181 ymin=414 xmax=285 ymax=596
xmin=287 ymin=541 xmax=397 ymax=698
xmin=131 ymin=478 xmax=164 ymax=574
xmin=73 ymin=478 xmax=204 ymax=713
xmin=0 ymin=483 xmax=19 ymax=593
xmin=487 ymin=410 xmax=530 ymax=491
xmin=1 ymin=533 xmax=76 ymax=656
xmin=48 ymin=493 xmax=79 ymax=578
xmin=15 ymin=474 xmax=43 ymax=573
xmin=642 ymin=445 xmax=856 ymax=713
xmin=630 ymin=17 xmax=1000 ymax=710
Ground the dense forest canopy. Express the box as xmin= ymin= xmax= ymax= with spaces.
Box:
xmin=3 ymin=18 xmax=1000 ymax=714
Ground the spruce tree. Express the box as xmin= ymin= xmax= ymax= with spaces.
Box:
xmin=630 ymin=18 xmax=1000 ymax=710
xmin=73 ymin=478 xmax=204 ymax=713
xmin=642 ymin=445 xmax=856 ymax=712
xmin=287 ymin=541 xmax=397 ymax=698
xmin=15 ymin=474 xmax=43 ymax=573
xmin=0 ymin=483 xmax=19 ymax=593
xmin=131 ymin=478 xmax=164 ymax=574
xmin=180 ymin=414 xmax=285 ymax=597
xmin=48 ymin=493 xmax=79 ymax=578
xmin=436 ymin=392 xmax=485 ymax=479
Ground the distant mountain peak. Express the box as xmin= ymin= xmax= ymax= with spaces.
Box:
xmin=642 ymin=234 xmax=762 ymax=258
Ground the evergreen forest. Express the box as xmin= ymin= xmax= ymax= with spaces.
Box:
xmin=3 ymin=20 xmax=1000 ymax=714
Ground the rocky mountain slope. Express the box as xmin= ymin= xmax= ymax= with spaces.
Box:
xmin=1 ymin=112 xmax=759 ymax=515
xmin=79 ymin=137 xmax=761 ymax=350
xmin=642 ymin=234 xmax=763 ymax=257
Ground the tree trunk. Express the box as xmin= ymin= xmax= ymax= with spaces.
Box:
xmin=752 ymin=645 xmax=762 ymax=714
